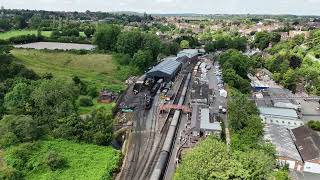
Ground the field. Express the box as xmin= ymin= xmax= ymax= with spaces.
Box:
xmin=12 ymin=49 xmax=127 ymax=114
xmin=19 ymin=140 xmax=122 ymax=180
xmin=0 ymin=30 xmax=52 ymax=40
xmin=0 ymin=30 xmax=86 ymax=40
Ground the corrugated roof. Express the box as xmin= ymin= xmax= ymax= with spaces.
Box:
xmin=264 ymin=124 xmax=302 ymax=162
xmin=178 ymin=49 xmax=199 ymax=58
xmin=200 ymin=108 xmax=222 ymax=131
xmin=147 ymin=58 xmax=182 ymax=77
xmin=259 ymin=107 xmax=298 ymax=118
xmin=292 ymin=126 xmax=320 ymax=161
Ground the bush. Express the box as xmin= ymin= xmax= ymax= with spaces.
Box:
xmin=78 ymin=96 xmax=93 ymax=107
xmin=0 ymin=166 xmax=24 ymax=180
xmin=45 ymin=151 xmax=67 ymax=171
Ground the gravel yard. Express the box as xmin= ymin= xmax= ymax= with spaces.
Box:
xmin=14 ymin=42 xmax=96 ymax=50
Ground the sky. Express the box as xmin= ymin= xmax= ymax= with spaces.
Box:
xmin=1 ymin=0 xmax=320 ymax=15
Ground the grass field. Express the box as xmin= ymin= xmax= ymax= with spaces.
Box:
xmin=0 ymin=30 xmax=86 ymax=40
xmin=12 ymin=49 xmax=127 ymax=114
xmin=13 ymin=140 xmax=122 ymax=180
xmin=0 ymin=30 xmax=52 ymax=40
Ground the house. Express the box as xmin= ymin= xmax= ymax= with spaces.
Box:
xmin=292 ymin=126 xmax=320 ymax=174
xmin=264 ymin=124 xmax=304 ymax=171
xmin=98 ymin=90 xmax=117 ymax=103
xmin=259 ymin=107 xmax=304 ymax=129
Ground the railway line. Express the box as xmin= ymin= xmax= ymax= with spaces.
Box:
xmin=150 ymin=73 xmax=192 ymax=180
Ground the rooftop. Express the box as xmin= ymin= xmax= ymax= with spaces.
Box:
xmin=200 ymin=108 xmax=222 ymax=131
xmin=259 ymin=107 xmax=298 ymax=119
xmin=177 ymin=49 xmax=199 ymax=59
xmin=264 ymin=124 xmax=302 ymax=161
xmin=292 ymin=126 xmax=320 ymax=162
xmin=147 ymin=58 xmax=182 ymax=77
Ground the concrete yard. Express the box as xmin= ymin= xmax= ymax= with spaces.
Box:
xmin=14 ymin=42 xmax=96 ymax=50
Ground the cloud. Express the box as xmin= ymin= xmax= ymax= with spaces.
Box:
xmin=1 ymin=0 xmax=320 ymax=15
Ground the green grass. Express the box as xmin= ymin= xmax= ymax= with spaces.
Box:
xmin=0 ymin=30 xmax=52 ymax=40
xmin=11 ymin=49 xmax=126 ymax=114
xmin=79 ymin=98 xmax=116 ymax=115
xmin=19 ymin=139 xmax=121 ymax=180
xmin=12 ymin=49 xmax=125 ymax=91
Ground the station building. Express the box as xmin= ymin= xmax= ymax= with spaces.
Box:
xmin=146 ymin=57 xmax=182 ymax=82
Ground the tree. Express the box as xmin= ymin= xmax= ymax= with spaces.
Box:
xmin=93 ymin=24 xmax=121 ymax=51
xmin=116 ymin=30 xmax=143 ymax=56
xmin=289 ymin=54 xmax=302 ymax=69
xmin=180 ymin=40 xmax=189 ymax=49
xmin=83 ymin=108 xmax=114 ymax=145
xmin=4 ymin=83 xmax=33 ymax=115
xmin=175 ymin=137 xmax=276 ymax=180
xmin=84 ymin=26 xmax=95 ymax=38
xmin=30 ymin=15 xmax=42 ymax=29
xmin=131 ymin=50 xmax=153 ymax=72
xmin=142 ymin=33 xmax=161 ymax=59
xmin=204 ymin=42 xmax=216 ymax=53
xmin=31 ymin=79 xmax=79 ymax=129
xmin=0 ymin=115 xmax=41 ymax=147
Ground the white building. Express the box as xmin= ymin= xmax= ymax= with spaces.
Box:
xmin=199 ymin=108 xmax=222 ymax=137
xmin=259 ymin=107 xmax=304 ymax=129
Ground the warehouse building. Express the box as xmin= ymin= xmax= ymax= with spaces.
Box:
xmin=177 ymin=49 xmax=199 ymax=61
xmin=264 ymin=124 xmax=304 ymax=171
xmin=146 ymin=57 xmax=182 ymax=82
xmin=292 ymin=126 xmax=320 ymax=174
xmin=259 ymin=107 xmax=304 ymax=129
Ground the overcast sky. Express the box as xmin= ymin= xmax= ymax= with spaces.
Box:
xmin=1 ymin=0 xmax=320 ymax=15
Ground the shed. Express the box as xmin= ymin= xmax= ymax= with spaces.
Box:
xmin=177 ymin=49 xmax=199 ymax=60
xmin=200 ymin=108 xmax=222 ymax=137
xmin=147 ymin=57 xmax=182 ymax=81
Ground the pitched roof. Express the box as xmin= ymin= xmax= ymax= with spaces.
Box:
xmin=292 ymin=126 xmax=320 ymax=162
xmin=147 ymin=58 xmax=182 ymax=77
xmin=264 ymin=124 xmax=302 ymax=161
xmin=258 ymin=107 xmax=298 ymax=119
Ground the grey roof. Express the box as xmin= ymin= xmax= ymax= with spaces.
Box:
xmin=259 ymin=107 xmax=298 ymax=119
xmin=264 ymin=124 xmax=302 ymax=161
xmin=200 ymin=108 xmax=222 ymax=131
xmin=292 ymin=126 xmax=320 ymax=161
xmin=190 ymin=105 xmax=200 ymax=130
xmin=177 ymin=49 xmax=199 ymax=59
xmin=147 ymin=58 xmax=182 ymax=78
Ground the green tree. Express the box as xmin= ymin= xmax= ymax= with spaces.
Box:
xmin=116 ymin=30 xmax=143 ymax=56
xmin=0 ymin=115 xmax=40 ymax=147
xmin=84 ymin=26 xmax=95 ymax=38
xmin=93 ymin=24 xmax=121 ymax=51
xmin=131 ymin=50 xmax=153 ymax=72
xmin=180 ymin=40 xmax=190 ymax=49
xmin=31 ymin=79 xmax=79 ymax=129
xmin=30 ymin=15 xmax=42 ymax=29
xmin=4 ymin=83 xmax=33 ymax=115
xmin=142 ymin=33 xmax=161 ymax=59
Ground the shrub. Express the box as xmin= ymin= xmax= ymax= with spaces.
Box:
xmin=45 ymin=151 xmax=67 ymax=171
xmin=78 ymin=96 xmax=93 ymax=107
